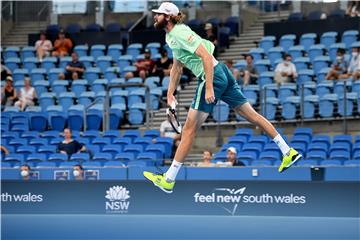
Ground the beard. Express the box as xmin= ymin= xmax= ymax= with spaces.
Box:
xmin=154 ymin=18 xmax=168 ymax=30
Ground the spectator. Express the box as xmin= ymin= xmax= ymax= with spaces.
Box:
xmin=59 ymin=52 xmax=85 ymax=80
xmin=34 ymin=31 xmax=53 ymax=61
xmin=52 ymin=30 xmax=73 ymax=57
xmin=197 ymin=150 xmax=214 ymax=167
xmin=224 ymin=147 xmax=245 ymax=166
xmin=347 ymin=1 xmax=360 ymax=17
xmin=1 ymin=76 xmax=17 ymax=106
xmin=326 ymin=48 xmax=349 ymax=81
xmin=239 ymin=55 xmax=259 ymax=86
xmin=57 ymin=128 xmax=86 ymax=157
xmin=274 ymin=53 xmax=298 ymax=84
xmin=341 ymin=46 xmax=360 ymax=81
xmin=20 ymin=164 xmax=31 ymax=181
xmin=126 ymin=48 xmax=155 ymax=81
xmin=14 ymin=76 xmax=37 ymax=111
xmin=160 ymin=119 xmax=181 ymax=153
xmin=151 ymin=49 xmax=173 ymax=81
xmin=204 ymin=23 xmax=218 ymax=57
xmin=73 ymin=164 xmax=84 ymax=180
xmin=1 ymin=61 xmax=12 ymax=80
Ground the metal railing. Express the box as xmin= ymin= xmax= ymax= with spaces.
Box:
xmin=104 ymin=83 xmax=151 ymax=131
xmin=83 ymin=98 xmax=103 ymax=131
xmin=37 ymin=3 xmax=49 ymax=27
xmin=260 ymin=81 xmax=351 ymax=134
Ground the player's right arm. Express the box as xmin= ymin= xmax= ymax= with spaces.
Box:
xmin=167 ymin=58 xmax=183 ymax=107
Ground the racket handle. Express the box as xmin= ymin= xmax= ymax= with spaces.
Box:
xmin=171 ymin=101 xmax=176 ymax=110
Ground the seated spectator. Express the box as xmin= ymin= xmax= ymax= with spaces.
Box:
xmin=347 ymin=1 xmax=360 ymax=17
xmin=204 ymin=23 xmax=218 ymax=57
xmin=1 ymin=61 xmax=12 ymax=80
xmin=2 ymin=76 xmax=17 ymax=106
xmin=20 ymin=164 xmax=31 ymax=181
xmin=52 ymin=30 xmax=73 ymax=57
xmin=216 ymin=147 xmax=245 ymax=167
xmin=341 ymin=46 xmax=360 ymax=81
xmin=160 ymin=119 xmax=181 ymax=155
xmin=125 ymin=48 xmax=155 ymax=81
xmin=35 ymin=31 xmax=53 ymax=61
xmin=239 ymin=55 xmax=259 ymax=86
xmin=57 ymin=128 xmax=87 ymax=157
xmin=151 ymin=49 xmax=173 ymax=81
xmin=59 ymin=52 xmax=85 ymax=80
xmin=14 ymin=76 xmax=37 ymax=111
xmin=326 ymin=48 xmax=349 ymax=80
xmin=73 ymin=164 xmax=84 ymax=180
xmin=274 ymin=53 xmax=298 ymax=84
xmin=197 ymin=150 xmax=214 ymax=167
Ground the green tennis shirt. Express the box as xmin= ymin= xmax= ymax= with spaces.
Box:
xmin=166 ymin=24 xmax=215 ymax=80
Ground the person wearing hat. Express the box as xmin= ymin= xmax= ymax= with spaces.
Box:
xmin=52 ymin=30 xmax=73 ymax=57
xmin=225 ymin=147 xmax=245 ymax=166
xmin=125 ymin=48 xmax=155 ymax=81
xmin=326 ymin=48 xmax=349 ymax=80
xmin=204 ymin=23 xmax=218 ymax=57
xmin=35 ymin=31 xmax=53 ymax=61
xmin=1 ymin=76 xmax=17 ymax=106
xmin=342 ymin=45 xmax=360 ymax=80
xmin=143 ymin=2 xmax=301 ymax=193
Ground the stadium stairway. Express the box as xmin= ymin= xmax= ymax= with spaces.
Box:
xmin=1 ymin=21 xmax=48 ymax=48
xmin=218 ymin=11 xmax=290 ymax=61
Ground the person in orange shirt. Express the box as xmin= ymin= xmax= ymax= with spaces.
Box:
xmin=52 ymin=30 xmax=73 ymax=57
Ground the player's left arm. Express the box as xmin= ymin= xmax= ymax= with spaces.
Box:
xmin=195 ymin=44 xmax=215 ymax=104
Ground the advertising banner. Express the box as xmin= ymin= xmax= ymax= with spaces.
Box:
xmin=1 ymin=181 xmax=359 ymax=217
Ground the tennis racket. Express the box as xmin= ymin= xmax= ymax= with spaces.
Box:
xmin=166 ymin=102 xmax=182 ymax=134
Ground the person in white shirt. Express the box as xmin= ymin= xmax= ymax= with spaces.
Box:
xmin=14 ymin=77 xmax=37 ymax=111
xmin=197 ymin=150 xmax=214 ymax=167
xmin=274 ymin=54 xmax=298 ymax=84
xmin=341 ymin=46 xmax=360 ymax=81
xmin=35 ymin=31 xmax=53 ymax=61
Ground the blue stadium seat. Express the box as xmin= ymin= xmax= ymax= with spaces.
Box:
xmin=308 ymin=44 xmax=325 ymax=62
xmin=288 ymin=45 xmax=304 ymax=60
xmin=91 ymin=44 xmax=106 ymax=59
xmin=136 ymin=152 xmax=158 ymax=166
xmin=316 ymin=81 xmax=333 ymax=97
xmin=343 ymin=160 xmax=360 ymax=167
xmin=281 ymin=96 xmax=300 ymax=119
xmin=333 ymin=134 xmax=353 ymax=146
xmin=128 ymin=103 xmax=146 ymax=125
xmin=4 ymin=46 xmax=20 ymax=59
xmin=82 ymin=130 xmax=100 ymax=142
xmin=342 ymin=30 xmax=359 ymax=49
xmin=242 ymin=143 xmax=263 ymax=156
xmin=16 ymin=146 xmax=36 ymax=159
xmin=225 ymin=16 xmax=239 ymax=36
xmin=29 ymin=112 xmax=48 ymax=132
xmin=4 ymin=57 xmax=20 ymax=72
xmin=143 ymin=129 xmax=160 ymax=139
xmin=13 ymin=69 xmax=29 ymax=82
xmin=113 ymin=137 xmax=132 ymax=148
xmin=134 ymin=137 xmax=153 ymax=149
xmin=78 ymin=91 xmax=95 ymax=106
xmin=259 ymin=36 xmax=275 ymax=54
xmin=308 ymin=142 xmax=329 ymax=153
xmin=96 ymin=56 xmax=112 ymax=72
xmin=212 ymin=101 xmax=230 ymax=122
xmin=329 ymin=43 xmax=346 ymax=62
xmin=41 ymin=57 xmax=57 ymax=71
xmin=228 ymin=135 xmax=248 ymax=145
xmin=4 ymin=154 xmax=24 ymax=166
xmin=294 ymin=57 xmax=310 ymax=71
xmin=26 ymin=154 xmax=46 ymax=166
xmin=48 ymin=68 xmax=64 ymax=83
xmin=21 ymin=131 xmax=39 ymax=141
xmin=102 ymin=145 xmax=122 ymax=158
xmin=59 ymin=56 xmax=72 ymax=69
xmin=29 ymin=138 xmax=47 ymax=150
xmin=107 ymin=44 xmax=123 ymax=61
xmin=154 ymin=137 xmax=173 ymax=158
xmin=296 ymin=160 xmax=318 ymax=167
xmin=66 ymin=23 xmax=81 ymax=33
xmin=307 ymin=150 xmax=327 ymax=161
xmin=255 ymin=60 xmax=271 ymax=75
xmin=258 ymin=71 xmax=273 ymax=86
xmin=30 ymin=68 xmax=47 ymax=82
xmin=58 ymin=92 xmax=75 ymax=110
xmin=319 ymin=94 xmax=337 ymax=117
xmin=86 ymin=23 xmax=101 ymax=32
xmin=259 ymin=150 xmax=281 ymax=161
xmin=288 ymin=12 xmax=304 ymax=21
xmin=279 ymin=34 xmax=296 ymax=52
xmin=104 ymin=67 xmax=120 ymax=81
xmin=71 ymin=80 xmax=88 ymax=98
xmin=126 ymin=43 xmax=143 ymax=59
xmin=115 ymin=152 xmax=135 ymax=163
xmin=220 ymin=143 xmax=243 ymax=153
xmin=117 ymin=55 xmax=133 ymax=69
xmin=219 ymin=27 xmax=231 ymax=48
xmin=84 ymin=67 xmax=101 ymax=85
xmin=237 ymin=151 xmax=258 ymax=161
xmin=145 ymin=144 xmax=166 ymax=159
xmin=267 ymin=47 xmax=284 ymax=66
xmin=248 ymin=135 xmax=269 ymax=146
xmin=262 ymin=97 xmax=278 ymax=120
xmin=329 ymin=150 xmax=350 ymax=161
xmin=92 ymin=153 xmax=112 ymax=164
xmin=68 ymin=105 xmax=85 ymax=131
xmin=329 ymin=143 xmax=351 ymax=156
xmin=104 ymin=161 xmax=126 ymax=167
xmin=251 ymin=160 xmax=273 ymax=166
xmin=249 ymin=48 xmax=264 ymax=62
xmin=320 ymin=32 xmax=338 ymax=50
xmin=303 ymin=95 xmax=318 ymax=118
xmin=47 ymin=105 xmax=66 ymax=131
xmin=313 ymin=56 xmax=331 ymax=73
xmin=92 ymin=138 xmax=111 ymax=149
xmin=70 ymin=153 xmax=90 ymax=162
xmin=79 ymin=56 xmax=94 ymax=68
xmin=110 ymin=104 xmax=125 ymax=130
xmin=74 ymin=45 xmax=89 ymax=57
xmin=329 ymin=9 xmax=345 ymax=19
xmin=338 ymin=92 xmax=357 ymax=116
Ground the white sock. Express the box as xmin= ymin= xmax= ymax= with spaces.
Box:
xmin=273 ymin=134 xmax=291 ymax=156
xmin=165 ymin=160 xmax=183 ymax=182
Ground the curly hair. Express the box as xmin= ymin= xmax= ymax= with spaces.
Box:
xmin=169 ymin=12 xmax=186 ymax=24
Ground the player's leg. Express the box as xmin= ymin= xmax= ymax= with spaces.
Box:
xmin=235 ymin=102 xmax=302 ymax=172
xmin=143 ymin=109 xmax=208 ymax=193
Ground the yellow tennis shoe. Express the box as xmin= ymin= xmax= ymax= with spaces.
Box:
xmin=143 ymin=171 xmax=175 ymax=193
xmin=278 ymin=148 xmax=302 ymax=172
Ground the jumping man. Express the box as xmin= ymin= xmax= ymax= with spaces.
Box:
xmin=143 ymin=2 xmax=301 ymax=193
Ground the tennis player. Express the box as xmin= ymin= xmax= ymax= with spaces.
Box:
xmin=144 ymin=2 xmax=301 ymax=193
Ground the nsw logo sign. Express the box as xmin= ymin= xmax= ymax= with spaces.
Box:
xmin=105 ymin=186 xmax=130 ymax=213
